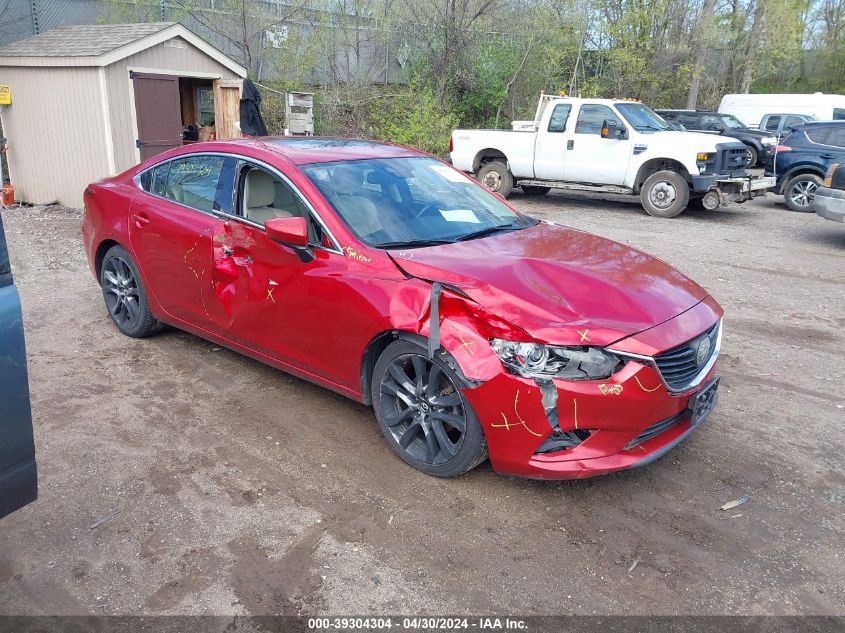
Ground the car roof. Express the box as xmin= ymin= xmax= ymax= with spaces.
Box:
xmin=217 ymin=137 xmax=422 ymax=165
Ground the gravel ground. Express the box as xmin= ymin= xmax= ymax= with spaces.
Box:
xmin=0 ymin=192 xmax=842 ymax=616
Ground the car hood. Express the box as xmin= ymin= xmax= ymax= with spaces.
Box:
xmin=389 ymin=223 xmax=709 ymax=346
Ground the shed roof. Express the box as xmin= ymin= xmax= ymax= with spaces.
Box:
xmin=0 ymin=23 xmax=174 ymax=57
xmin=0 ymin=22 xmax=247 ymax=77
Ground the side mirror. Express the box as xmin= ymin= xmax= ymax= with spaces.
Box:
xmin=601 ymin=119 xmax=627 ymax=140
xmin=264 ymin=216 xmax=313 ymax=262
xmin=265 ymin=216 xmax=308 ymax=246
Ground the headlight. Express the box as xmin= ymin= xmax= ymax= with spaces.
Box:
xmin=761 ymin=137 xmax=777 ymax=145
xmin=490 ymin=339 xmax=622 ymax=380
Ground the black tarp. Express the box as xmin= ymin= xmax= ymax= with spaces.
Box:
xmin=239 ymin=78 xmax=268 ymax=136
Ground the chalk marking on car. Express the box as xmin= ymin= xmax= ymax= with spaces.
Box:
xmin=634 ymin=375 xmax=662 ymax=393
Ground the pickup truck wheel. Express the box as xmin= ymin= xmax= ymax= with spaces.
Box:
xmin=744 ymin=145 xmax=758 ymax=167
xmin=477 ymin=161 xmax=513 ymax=198
xmin=640 ymin=171 xmax=689 ymax=218
xmin=521 ymin=185 xmax=550 ymax=196
xmin=783 ymin=173 xmax=821 ymax=212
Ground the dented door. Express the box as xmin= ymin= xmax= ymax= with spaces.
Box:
xmin=210 ymin=219 xmax=349 ymax=382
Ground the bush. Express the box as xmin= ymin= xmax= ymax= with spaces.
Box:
xmin=368 ymin=87 xmax=458 ymax=158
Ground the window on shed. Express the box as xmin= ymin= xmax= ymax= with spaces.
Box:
xmin=547 ymin=104 xmax=572 ymax=133
xmin=574 ymin=104 xmax=616 ymax=135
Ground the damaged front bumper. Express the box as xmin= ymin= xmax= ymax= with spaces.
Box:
xmin=459 ymin=302 xmax=723 ymax=480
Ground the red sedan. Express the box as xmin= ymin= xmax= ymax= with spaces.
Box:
xmin=82 ymin=138 xmax=723 ymax=479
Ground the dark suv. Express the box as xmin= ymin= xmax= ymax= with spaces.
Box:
xmin=0 ymin=212 xmax=38 ymax=519
xmin=765 ymin=121 xmax=845 ymax=212
xmin=656 ymin=110 xmax=777 ymax=167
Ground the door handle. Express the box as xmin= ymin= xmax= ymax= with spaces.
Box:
xmin=567 ymin=140 xmax=574 ymax=150
xmin=130 ymin=212 xmax=150 ymax=227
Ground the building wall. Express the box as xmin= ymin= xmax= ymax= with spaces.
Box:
xmin=105 ymin=36 xmax=243 ymax=173
xmin=0 ymin=65 xmax=109 ymax=207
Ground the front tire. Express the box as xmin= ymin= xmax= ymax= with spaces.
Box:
xmin=476 ymin=161 xmax=514 ymax=198
xmin=745 ymin=145 xmax=758 ymax=167
xmin=100 ymin=245 xmax=159 ymax=338
xmin=372 ymin=340 xmax=488 ymax=477
xmin=783 ymin=173 xmax=822 ymax=213
xmin=640 ymin=170 xmax=690 ymax=218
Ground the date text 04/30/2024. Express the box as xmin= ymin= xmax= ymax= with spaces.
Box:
xmin=306 ymin=617 xmax=528 ymax=630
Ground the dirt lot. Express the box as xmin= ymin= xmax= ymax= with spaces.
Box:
xmin=0 ymin=192 xmax=842 ymax=617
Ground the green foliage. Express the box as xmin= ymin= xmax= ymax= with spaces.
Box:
xmin=369 ymin=87 xmax=459 ymax=158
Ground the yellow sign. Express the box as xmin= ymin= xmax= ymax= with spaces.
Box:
xmin=0 ymin=85 xmax=10 ymax=105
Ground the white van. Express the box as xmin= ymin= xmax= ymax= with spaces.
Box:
xmin=718 ymin=93 xmax=845 ymax=127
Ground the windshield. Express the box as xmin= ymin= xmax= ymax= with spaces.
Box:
xmin=301 ymin=157 xmax=536 ymax=248
xmin=720 ymin=114 xmax=745 ymax=129
xmin=616 ymin=103 xmax=670 ymax=131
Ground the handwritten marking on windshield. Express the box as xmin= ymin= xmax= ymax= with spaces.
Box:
xmin=577 ymin=328 xmax=590 ymax=342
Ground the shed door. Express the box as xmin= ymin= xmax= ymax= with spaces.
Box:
xmin=132 ymin=72 xmax=183 ymax=161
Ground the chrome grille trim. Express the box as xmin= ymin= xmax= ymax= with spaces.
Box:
xmin=608 ymin=319 xmax=722 ymax=395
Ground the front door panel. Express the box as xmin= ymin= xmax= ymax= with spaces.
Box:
xmin=210 ymin=220 xmax=349 ymax=384
xmin=564 ymin=104 xmax=633 ymax=185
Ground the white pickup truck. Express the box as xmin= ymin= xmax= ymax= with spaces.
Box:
xmin=450 ymin=95 xmax=775 ymax=217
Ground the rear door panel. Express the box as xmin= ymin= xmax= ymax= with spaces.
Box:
xmin=0 ymin=214 xmax=37 ymax=519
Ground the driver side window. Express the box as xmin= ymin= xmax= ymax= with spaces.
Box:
xmin=700 ymin=115 xmax=723 ymax=131
xmin=574 ymin=104 xmax=617 ymax=135
xmin=236 ymin=163 xmax=335 ymax=249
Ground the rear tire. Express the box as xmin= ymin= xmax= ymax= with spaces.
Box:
xmin=372 ymin=340 xmax=488 ymax=477
xmin=783 ymin=173 xmax=822 ymax=213
xmin=640 ymin=170 xmax=690 ymax=218
xmin=100 ymin=245 xmax=159 ymax=338
xmin=521 ymin=185 xmax=550 ymax=196
xmin=476 ymin=161 xmax=514 ymax=198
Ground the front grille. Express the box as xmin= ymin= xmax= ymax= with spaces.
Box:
xmin=624 ymin=411 xmax=686 ymax=450
xmin=715 ymin=143 xmax=748 ymax=175
xmin=654 ymin=321 xmax=720 ymax=392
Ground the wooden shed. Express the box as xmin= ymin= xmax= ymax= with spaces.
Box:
xmin=0 ymin=22 xmax=247 ymax=208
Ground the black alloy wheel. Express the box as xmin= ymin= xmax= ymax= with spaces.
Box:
xmin=372 ymin=340 xmax=487 ymax=477
xmin=100 ymin=245 xmax=159 ymax=338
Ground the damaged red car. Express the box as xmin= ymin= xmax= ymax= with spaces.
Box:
xmin=82 ymin=138 xmax=722 ymax=480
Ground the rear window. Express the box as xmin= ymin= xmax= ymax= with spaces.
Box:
xmin=547 ymin=104 xmax=572 ymax=133
xmin=806 ymin=125 xmax=845 ymax=147
xmin=139 ymin=162 xmax=170 ymax=197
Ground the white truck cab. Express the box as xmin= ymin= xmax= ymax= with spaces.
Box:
xmin=450 ymin=94 xmax=775 ymax=217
